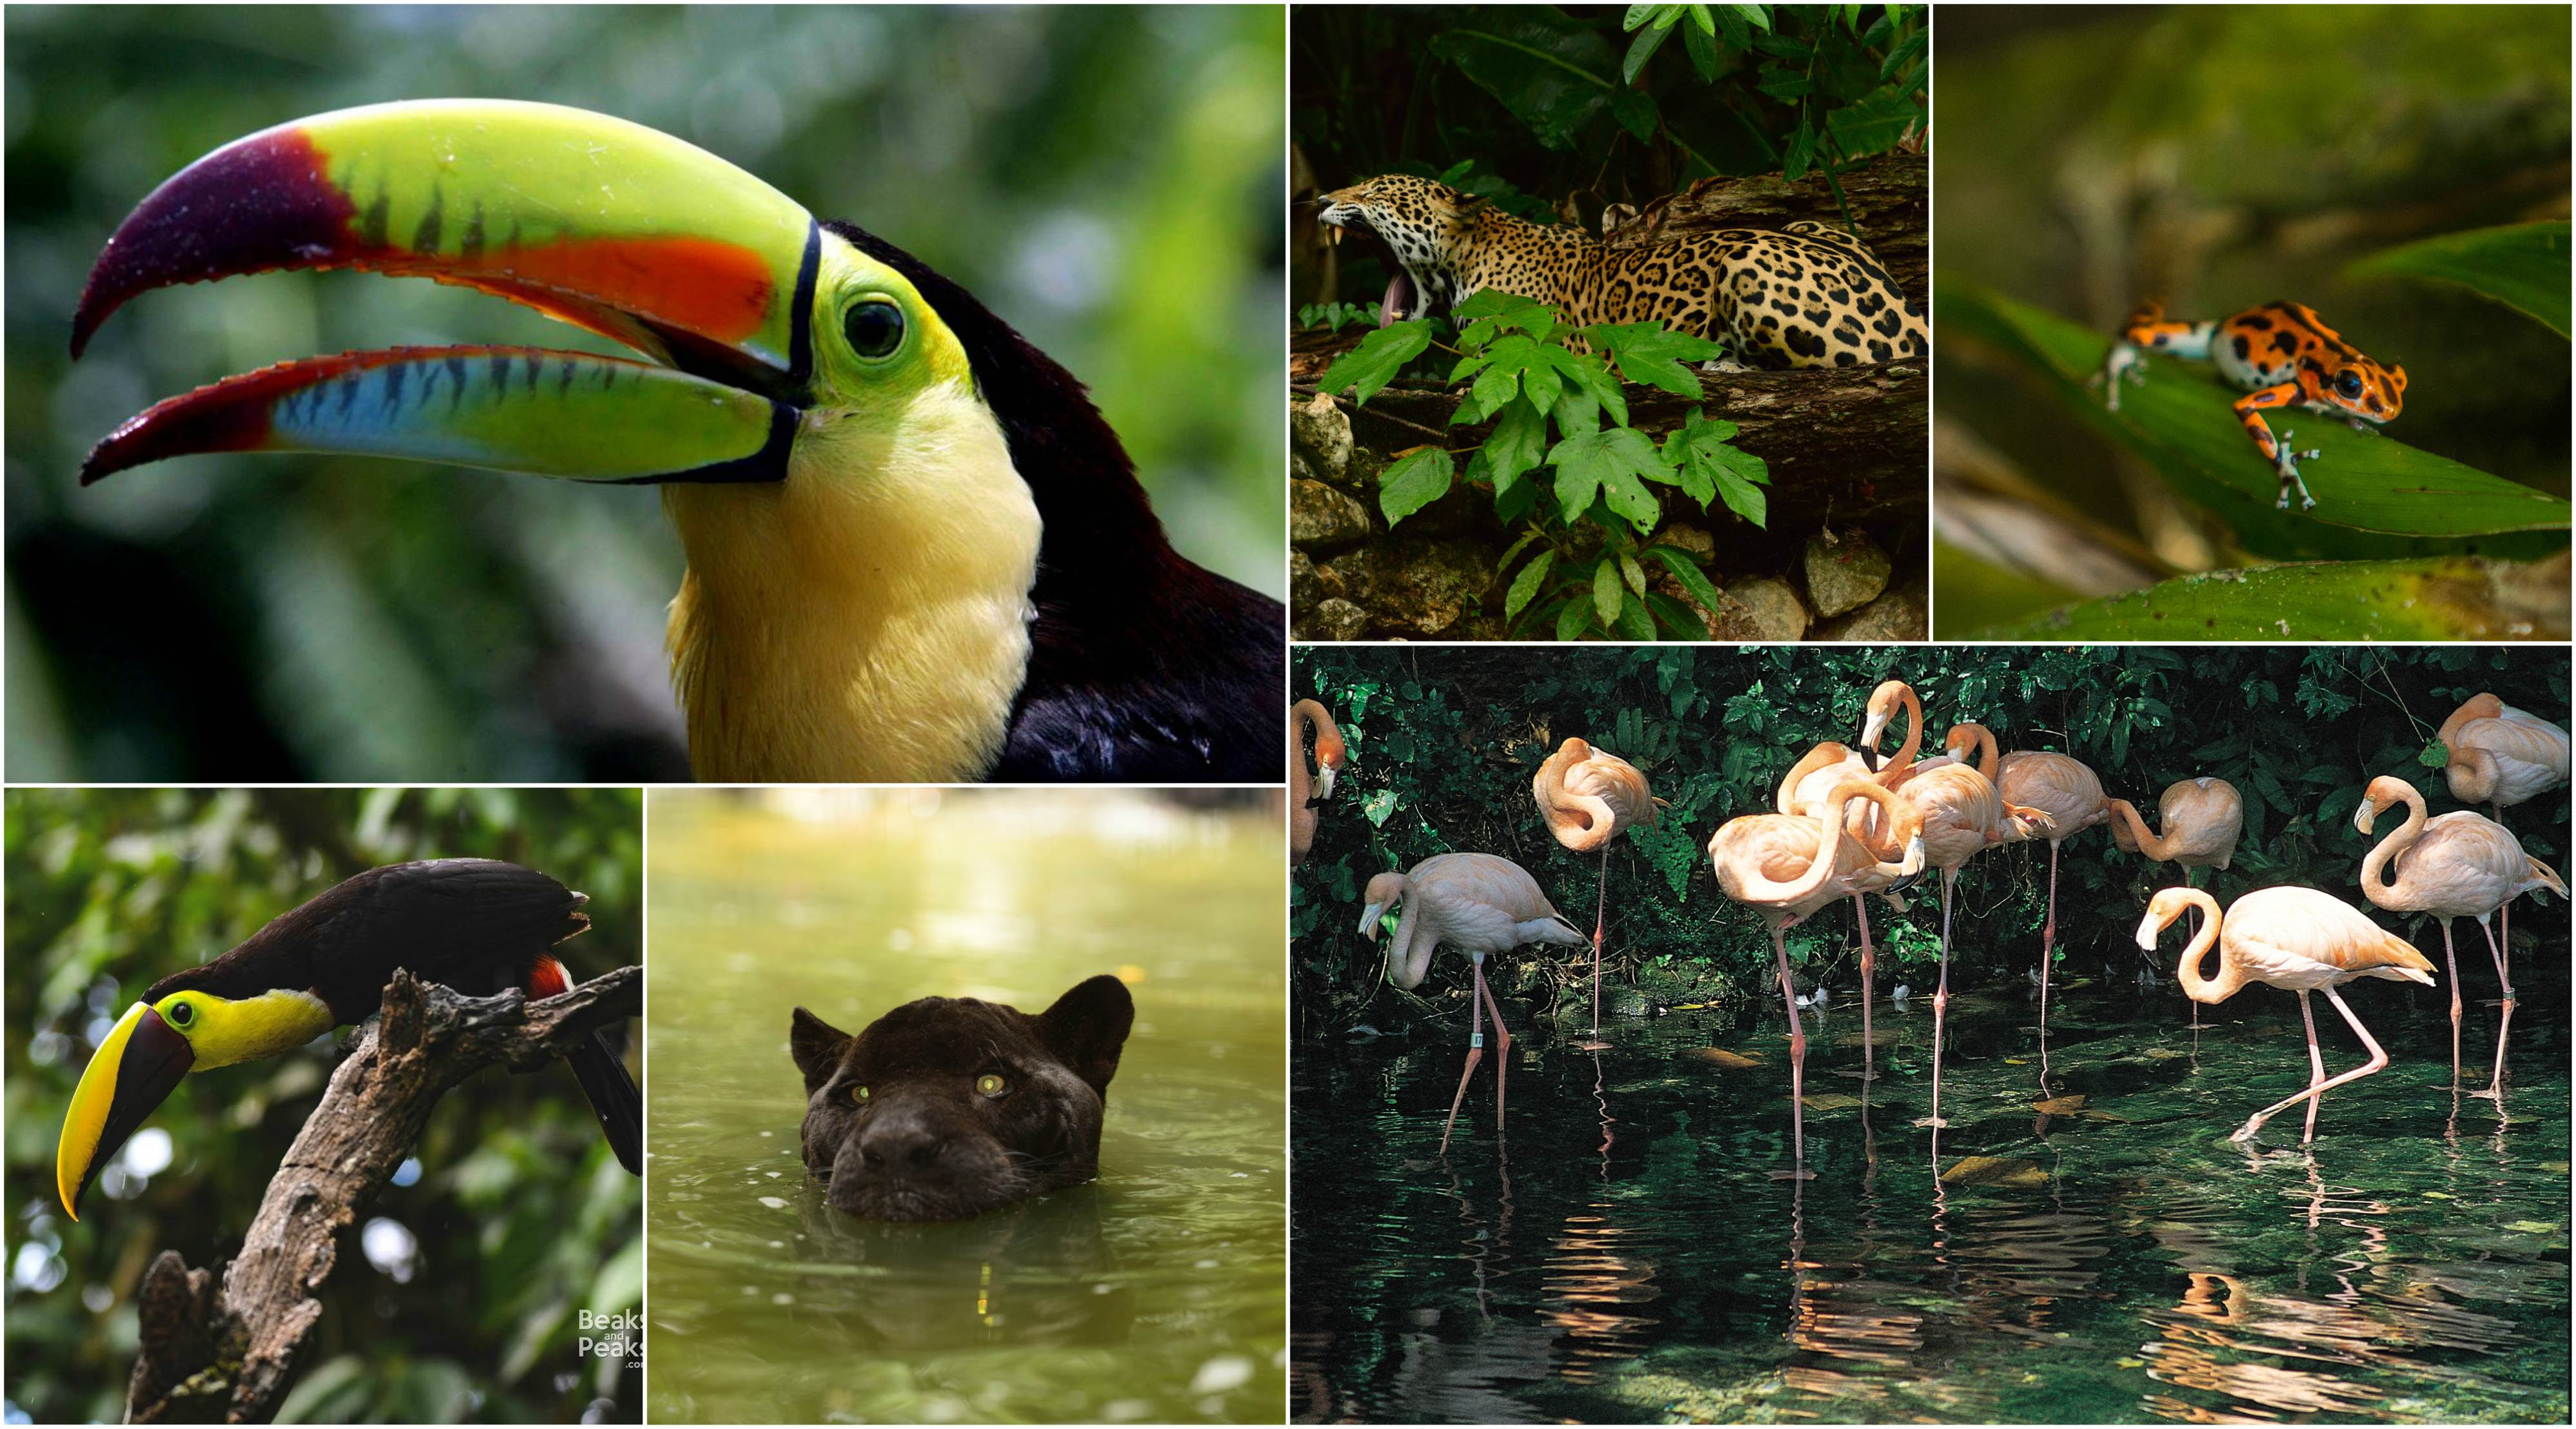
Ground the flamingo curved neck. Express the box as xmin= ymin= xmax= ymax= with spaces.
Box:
xmin=1955 ymin=725 xmax=1999 ymax=780
xmin=2357 ymin=785 xmax=2427 ymax=903
xmin=1381 ymin=879 xmax=1436 ymax=990
xmin=2110 ymin=798 xmax=2175 ymax=861
xmin=2167 ymin=891 xmax=2237 ymax=1003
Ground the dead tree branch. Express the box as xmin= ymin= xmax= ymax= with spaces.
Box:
xmin=123 ymin=966 xmax=641 ymax=1424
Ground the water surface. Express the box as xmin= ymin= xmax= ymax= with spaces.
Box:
xmin=1294 ymin=954 xmax=2569 ymax=1424
xmin=650 ymin=791 xmax=1285 ymax=1423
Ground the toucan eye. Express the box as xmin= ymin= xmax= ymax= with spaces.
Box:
xmin=166 ymin=1000 xmax=193 ymax=1027
xmin=975 ymin=1073 xmax=1007 ymax=1098
xmin=2335 ymin=370 xmax=2364 ymax=399
xmin=843 ymin=301 xmax=905 ymax=360
xmin=849 ymin=1084 xmax=870 ymax=1104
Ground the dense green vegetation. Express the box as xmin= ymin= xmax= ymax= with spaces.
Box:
xmin=5 ymin=789 xmax=642 ymax=1423
xmin=8 ymin=5 xmax=1283 ymax=780
xmin=1292 ymin=646 xmax=2566 ymax=1028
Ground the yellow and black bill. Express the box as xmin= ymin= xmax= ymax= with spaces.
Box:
xmin=55 ymin=1001 xmax=195 ymax=1219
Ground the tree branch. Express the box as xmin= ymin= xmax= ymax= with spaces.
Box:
xmin=123 ymin=966 xmax=641 ymax=1424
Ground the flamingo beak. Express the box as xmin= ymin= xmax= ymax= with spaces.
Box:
xmin=1316 ymin=767 xmax=1337 ymax=802
xmin=1356 ymin=901 xmax=1386 ymax=940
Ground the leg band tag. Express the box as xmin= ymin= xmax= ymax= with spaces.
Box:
xmin=1471 ymin=1032 xmax=1485 ymax=1050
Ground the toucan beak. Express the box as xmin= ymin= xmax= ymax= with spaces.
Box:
xmin=56 ymin=1003 xmax=195 ymax=1220
xmin=72 ymin=99 xmax=818 ymax=487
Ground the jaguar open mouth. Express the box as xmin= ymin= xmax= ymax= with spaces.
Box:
xmin=1316 ymin=208 xmax=1418 ymax=328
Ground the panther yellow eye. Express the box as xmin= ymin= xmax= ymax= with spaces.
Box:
xmin=849 ymin=1085 xmax=869 ymax=1103
xmin=976 ymin=1074 xmax=1007 ymax=1098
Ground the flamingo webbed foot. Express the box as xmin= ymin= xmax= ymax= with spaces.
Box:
xmin=1912 ymin=1115 xmax=1948 ymax=1129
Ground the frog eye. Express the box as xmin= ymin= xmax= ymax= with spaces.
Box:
xmin=849 ymin=1084 xmax=870 ymax=1104
xmin=975 ymin=1073 xmax=1007 ymax=1098
xmin=2335 ymin=370 xmax=2366 ymax=399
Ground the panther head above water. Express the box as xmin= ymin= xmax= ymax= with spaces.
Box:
xmin=1316 ymin=173 xmax=1926 ymax=370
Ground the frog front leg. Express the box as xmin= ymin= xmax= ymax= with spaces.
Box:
xmin=2234 ymin=382 xmax=2322 ymax=509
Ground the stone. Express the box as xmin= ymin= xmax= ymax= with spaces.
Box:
xmin=1288 ymin=391 xmax=1351 ymax=486
xmin=1289 ymin=549 xmax=1345 ymax=615
xmin=1814 ymin=584 xmax=1927 ymax=641
xmin=1305 ymin=597 xmax=1371 ymax=642
xmin=1649 ymin=523 xmax=1716 ymax=560
xmin=1714 ymin=576 xmax=1809 ymax=641
xmin=1320 ymin=537 xmax=1495 ymax=638
xmin=1803 ymin=528 xmax=1893 ymax=617
xmin=1291 ymin=480 xmax=1374 ymax=550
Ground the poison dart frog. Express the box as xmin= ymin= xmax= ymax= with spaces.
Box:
xmin=2095 ymin=300 xmax=2407 ymax=510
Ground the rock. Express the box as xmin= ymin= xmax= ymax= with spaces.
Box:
xmin=1291 ymin=479 xmax=1374 ymax=550
xmin=1803 ymin=528 xmax=1893 ymax=617
xmin=1318 ymin=537 xmax=1495 ymax=638
xmin=1649 ymin=523 xmax=1716 ymax=560
xmin=1814 ymin=584 xmax=1927 ymax=641
xmin=1288 ymin=391 xmax=1351 ymax=486
xmin=1305 ymin=597 xmax=1371 ymax=642
xmin=1714 ymin=576 xmax=1809 ymax=641
xmin=1289 ymin=549 xmax=1344 ymax=614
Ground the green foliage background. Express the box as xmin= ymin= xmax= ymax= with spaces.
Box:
xmin=1291 ymin=645 xmax=2567 ymax=1027
xmin=6 ymin=4 xmax=1285 ymax=782
xmin=5 ymin=788 xmax=643 ymax=1424
xmin=1932 ymin=6 xmax=2570 ymax=633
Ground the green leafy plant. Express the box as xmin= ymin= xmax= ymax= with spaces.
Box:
xmin=1296 ymin=300 xmax=1385 ymax=333
xmin=1319 ymin=289 xmax=1770 ymax=639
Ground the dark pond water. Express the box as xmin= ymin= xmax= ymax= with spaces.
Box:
xmin=1293 ymin=949 xmax=2570 ymax=1424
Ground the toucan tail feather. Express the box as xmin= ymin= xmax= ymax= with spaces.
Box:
xmin=567 ymin=1029 xmax=643 ymax=1175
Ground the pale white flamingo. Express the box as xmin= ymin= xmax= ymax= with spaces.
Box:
xmin=2106 ymin=776 xmax=2244 ymax=1033
xmin=1775 ymin=679 xmax=1928 ymax=1076
xmin=1996 ymin=745 xmax=2108 ymax=1020
xmin=1291 ymin=698 xmax=1349 ymax=867
xmin=1534 ymin=737 xmax=1658 ymax=1041
xmin=2136 ymin=885 xmax=2432 ymax=1145
xmin=2438 ymin=693 xmax=2568 ymax=956
xmin=1361 ymin=852 xmax=1589 ymax=1151
xmin=1860 ymin=695 xmax=2046 ymax=1128
xmin=1709 ymin=780 xmax=1927 ymax=1170
xmin=2354 ymin=774 xmax=2566 ymax=1094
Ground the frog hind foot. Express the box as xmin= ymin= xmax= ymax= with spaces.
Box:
xmin=2095 ymin=342 xmax=2148 ymax=412
xmin=2272 ymin=429 xmax=2323 ymax=510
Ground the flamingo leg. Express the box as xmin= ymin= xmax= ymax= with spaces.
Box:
xmin=1854 ymin=894 xmax=1876 ymax=1083
xmin=2039 ymin=840 xmax=2060 ymax=1026
xmin=1590 ymin=844 xmax=1609 ymax=1040
xmin=2234 ymin=985 xmax=2393 ymax=1144
xmin=2182 ymin=866 xmax=2202 ymax=1033
xmin=1483 ymin=952 xmax=1514 ymax=1124
xmin=2476 ymin=912 xmax=2513 ymax=1103
xmin=2295 ymin=990 xmax=2328 ymax=1145
xmin=2441 ymin=919 xmax=2462 ymax=1089
xmin=1919 ymin=865 xmax=1957 ymax=1130
xmin=1440 ymin=951 xmax=1507 ymax=1154
xmin=1774 ymin=924 xmax=1807 ymax=1170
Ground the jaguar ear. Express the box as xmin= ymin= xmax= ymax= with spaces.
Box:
xmin=789 ymin=1007 xmax=853 ymax=1096
xmin=1036 ymin=975 xmax=1136 ymax=1099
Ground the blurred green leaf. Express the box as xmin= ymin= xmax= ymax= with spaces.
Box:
xmin=1974 ymin=557 xmax=2562 ymax=641
xmin=2348 ymin=221 xmax=2571 ymax=337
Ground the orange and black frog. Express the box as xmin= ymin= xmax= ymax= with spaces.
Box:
xmin=2095 ymin=300 xmax=2407 ymax=511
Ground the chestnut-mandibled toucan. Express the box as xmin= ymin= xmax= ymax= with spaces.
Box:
xmin=70 ymin=99 xmax=1283 ymax=783
xmin=55 ymin=858 xmax=640 ymax=1219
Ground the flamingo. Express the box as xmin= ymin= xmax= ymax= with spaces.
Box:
xmin=1533 ymin=737 xmax=1658 ymax=1041
xmin=1360 ymin=852 xmax=1589 ymax=1151
xmin=2135 ymin=885 xmax=2432 ymax=1145
xmin=1775 ymin=679 xmax=1927 ymax=1076
xmin=1858 ymin=692 xmax=2046 ymax=1128
xmin=1291 ymin=698 xmax=1349 ymax=867
xmin=2353 ymin=774 xmax=2566 ymax=1094
xmin=2437 ymin=693 xmax=2569 ymax=957
xmin=1995 ymin=745 xmax=2108 ymax=1021
xmin=2106 ymin=777 xmax=2244 ymax=1032
xmin=1708 ymin=780 xmax=1927 ymax=1171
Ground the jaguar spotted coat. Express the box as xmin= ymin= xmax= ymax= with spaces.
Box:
xmin=1316 ymin=174 xmax=1927 ymax=370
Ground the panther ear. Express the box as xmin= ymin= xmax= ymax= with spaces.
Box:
xmin=1452 ymin=190 xmax=1489 ymax=225
xmin=1036 ymin=975 xmax=1136 ymax=1099
xmin=790 ymin=1007 xmax=853 ymax=1095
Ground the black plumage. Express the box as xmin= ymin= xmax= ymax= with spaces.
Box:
xmin=150 ymin=858 xmax=642 ymax=1172
xmin=824 ymin=221 xmax=1285 ymax=783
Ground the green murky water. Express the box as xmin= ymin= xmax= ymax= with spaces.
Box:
xmin=1294 ymin=947 xmax=2570 ymax=1424
xmin=648 ymin=791 xmax=1285 ymax=1424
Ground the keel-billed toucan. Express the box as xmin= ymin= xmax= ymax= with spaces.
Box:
xmin=54 ymin=858 xmax=640 ymax=1219
xmin=70 ymin=99 xmax=1283 ymax=783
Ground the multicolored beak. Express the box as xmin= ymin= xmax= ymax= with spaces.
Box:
xmin=56 ymin=1002 xmax=195 ymax=1220
xmin=72 ymin=99 xmax=822 ymax=486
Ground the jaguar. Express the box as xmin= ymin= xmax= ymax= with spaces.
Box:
xmin=1315 ymin=173 xmax=1927 ymax=370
